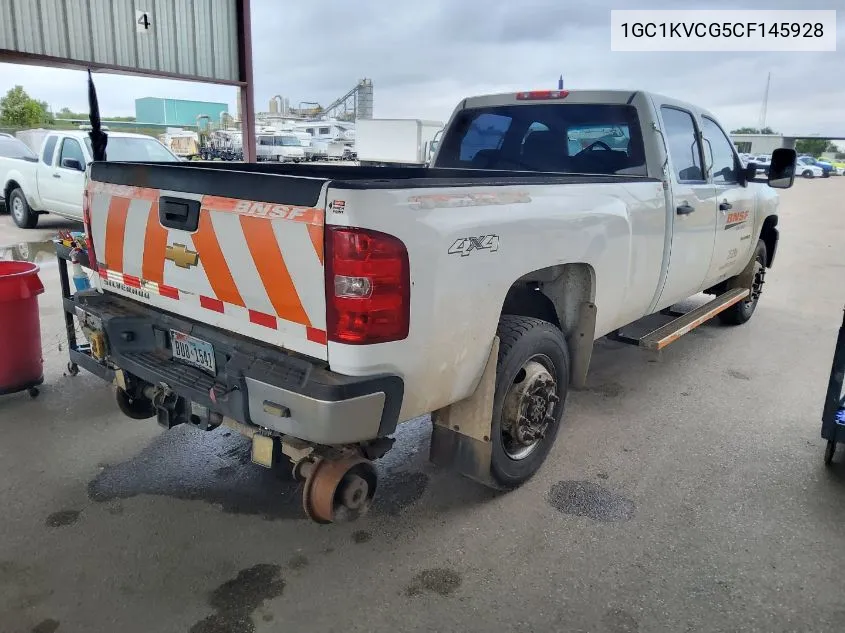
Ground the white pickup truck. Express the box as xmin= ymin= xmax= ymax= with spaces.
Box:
xmin=70 ymin=89 xmax=795 ymax=523
xmin=1 ymin=130 xmax=178 ymax=228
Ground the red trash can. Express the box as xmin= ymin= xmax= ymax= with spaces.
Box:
xmin=0 ymin=261 xmax=45 ymax=397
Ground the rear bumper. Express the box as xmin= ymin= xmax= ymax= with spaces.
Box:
xmin=71 ymin=291 xmax=403 ymax=444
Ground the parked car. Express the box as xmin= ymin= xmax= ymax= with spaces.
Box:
xmin=0 ymin=130 xmax=179 ymax=228
xmin=826 ymin=160 xmax=845 ymax=175
xmin=797 ymin=155 xmax=833 ymax=177
xmin=0 ymin=135 xmax=38 ymax=161
xmin=798 ymin=164 xmax=824 ymax=178
xmin=750 ymin=154 xmax=771 ymax=175
xmin=70 ymin=88 xmax=796 ymax=522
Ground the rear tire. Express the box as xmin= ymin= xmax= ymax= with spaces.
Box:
xmin=490 ymin=315 xmax=569 ymax=488
xmin=720 ymin=240 xmax=767 ymax=325
xmin=9 ymin=188 xmax=37 ymax=229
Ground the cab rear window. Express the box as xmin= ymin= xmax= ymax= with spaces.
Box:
xmin=436 ymin=103 xmax=647 ymax=176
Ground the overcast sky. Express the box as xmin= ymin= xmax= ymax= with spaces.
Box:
xmin=0 ymin=0 xmax=842 ymax=135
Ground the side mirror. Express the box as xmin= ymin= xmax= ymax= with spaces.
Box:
xmin=767 ymin=148 xmax=797 ymax=189
xmin=61 ymin=157 xmax=84 ymax=171
xmin=743 ymin=163 xmax=759 ymax=183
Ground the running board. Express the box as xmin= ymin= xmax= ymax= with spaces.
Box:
xmin=613 ymin=288 xmax=750 ymax=351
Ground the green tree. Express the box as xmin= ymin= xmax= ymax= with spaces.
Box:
xmin=730 ymin=126 xmax=778 ymax=134
xmin=795 ymin=138 xmax=835 ymax=156
xmin=0 ymin=86 xmax=52 ymax=127
xmin=56 ymin=106 xmax=135 ymax=123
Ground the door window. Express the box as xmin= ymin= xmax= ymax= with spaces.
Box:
xmin=701 ymin=117 xmax=738 ymax=184
xmin=58 ymin=138 xmax=85 ymax=169
xmin=660 ymin=106 xmax=704 ymax=182
xmin=41 ymin=135 xmax=58 ymax=165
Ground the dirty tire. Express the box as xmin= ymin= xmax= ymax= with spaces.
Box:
xmin=9 ymin=188 xmax=38 ymax=229
xmin=720 ymin=240 xmax=767 ymax=326
xmin=824 ymin=440 xmax=835 ymax=466
xmin=491 ymin=315 xmax=569 ymax=488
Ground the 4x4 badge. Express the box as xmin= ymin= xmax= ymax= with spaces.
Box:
xmin=448 ymin=235 xmax=500 ymax=257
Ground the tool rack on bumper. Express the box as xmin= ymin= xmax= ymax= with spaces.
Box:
xmin=56 ymin=240 xmax=113 ymax=383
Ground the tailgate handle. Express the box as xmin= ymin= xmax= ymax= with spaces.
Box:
xmin=159 ymin=196 xmax=200 ymax=232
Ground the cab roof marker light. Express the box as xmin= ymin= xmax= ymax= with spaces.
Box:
xmin=516 ymin=90 xmax=570 ymax=101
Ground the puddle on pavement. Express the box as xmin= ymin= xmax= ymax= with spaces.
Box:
xmin=88 ymin=418 xmax=432 ymax=521
xmin=547 ymin=480 xmax=636 ymax=522
xmin=0 ymin=239 xmax=57 ymax=265
xmin=190 ymin=564 xmax=285 ymax=633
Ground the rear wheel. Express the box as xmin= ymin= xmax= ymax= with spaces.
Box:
xmin=720 ymin=240 xmax=767 ymax=325
xmin=490 ymin=315 xmax=569 ymax=488
xmin=802 ymin=169 xmax=814 ymax=179
xmin=9 ymin=188 xmax=37 ymax=229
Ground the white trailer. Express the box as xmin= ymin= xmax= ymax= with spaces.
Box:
xmin=355 ymin=118 xmax=443 ymax=166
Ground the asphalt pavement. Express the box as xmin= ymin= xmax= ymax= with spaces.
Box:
xmin=1 ymin=179 xmax=844 ymax=633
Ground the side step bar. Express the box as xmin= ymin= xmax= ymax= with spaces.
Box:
xmin=613 ymin=288 xmax=750 ymax=351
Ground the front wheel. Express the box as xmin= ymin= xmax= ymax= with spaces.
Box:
xmin=490 ymin=315 xmax=569 ymax=488
xmin=9 ymin=188 xmax=38 ymax=229
xmin=720 ymin=239 xmax=767 ymax=325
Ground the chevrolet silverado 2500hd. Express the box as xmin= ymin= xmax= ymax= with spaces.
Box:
xmin=70 ymin=89 xmax=796 ymax=522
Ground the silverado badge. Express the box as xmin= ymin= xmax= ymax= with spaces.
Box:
xmin=165 ymin=243 xmax=199 ymax=269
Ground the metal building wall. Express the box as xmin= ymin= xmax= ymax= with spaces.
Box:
xmin=0 ymin=0 xmax=239 ymax=84
xmin=135 ymin=97 xmax=229 ymax=126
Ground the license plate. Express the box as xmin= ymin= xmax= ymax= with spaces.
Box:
xmin=170 ymin=330 xmax=216 ymax=374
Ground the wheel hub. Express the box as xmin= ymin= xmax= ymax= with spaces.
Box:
xmin=748 ymin=260 xmax=766 ymax=304
xmin=502 ymin=358 xmax=559 ymax=459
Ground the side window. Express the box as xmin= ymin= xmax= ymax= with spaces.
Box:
xmin=459 ymin=113 xmax=511 ymax=161
xmin=41 ymin=135 xmax=57 ymax=165
xmin=660 ymin=106 xmax=704 ymax=182
xmin=701 ymin=117 xmax=738 ymax=184
xmin=59 ymin=138 xmax=85 ymax=168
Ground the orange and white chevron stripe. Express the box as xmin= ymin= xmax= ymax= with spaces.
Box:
xmin=87 ymin=181 xmax=328 ymax=360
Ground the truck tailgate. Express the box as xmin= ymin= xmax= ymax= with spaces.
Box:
xmin=85 ymin=165 xmax=328 ymax=361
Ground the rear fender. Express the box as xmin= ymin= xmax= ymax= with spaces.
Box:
xmin=505 ymin=263 xmax=596 ymax=388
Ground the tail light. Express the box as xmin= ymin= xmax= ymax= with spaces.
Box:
xmin=325 ymin=227 xmax=410 ymax=344
xmin=81 ymin=185 xmax=99 ymax=272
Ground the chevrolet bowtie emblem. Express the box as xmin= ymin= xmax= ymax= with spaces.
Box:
xmin=165 ymin=243 xmax=199 ymax=269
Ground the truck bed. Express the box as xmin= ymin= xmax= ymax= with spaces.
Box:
xmin=91 ymin=161 xmax=658 ymax=207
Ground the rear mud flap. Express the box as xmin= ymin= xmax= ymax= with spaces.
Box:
xmin=429 ymin=337 xmax=503 ymax=489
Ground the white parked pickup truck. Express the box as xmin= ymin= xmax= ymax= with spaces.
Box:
xmin=70 ymin=89 xmax=796 ymax=523
xmin=0 ymin=130 xmax=179 ymax=228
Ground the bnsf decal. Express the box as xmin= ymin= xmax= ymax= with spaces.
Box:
xmin=725 ymin=210 xmax=749 ymax=228
xmin=231 ymin=201 xmax=311 ymax=220
xmin=448 ymin=235 xmax=500 ymax=257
